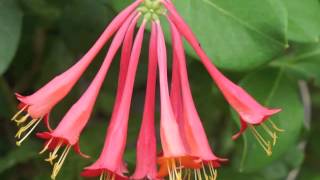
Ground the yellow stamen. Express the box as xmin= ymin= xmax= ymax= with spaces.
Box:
xmin=172 ymin=159 xmax=182 ymax=180
xmin=45 ymin=141 xmax=63 ymax=165
xmin=202 ymin=163 xmax=209 ymax=180
xmin=11 ymin=105 xmax=28 ymax=121
xmin=14 ymin=114 xmax=30 ymax=125
xmin=50 ymin=145 xmax=71 ymax=180
xmin=249 ymin=125 xmax=272 ymax=156
xmin=197 ymin=169 xmax=202 ymax=180
xmin=208 ymin=163 xmax=217 ymax=180
xmin=269 ymin=120 xmax=285 ymax=132
xmin=261 ymin=123 xmax=278 ymax=146
xmin=39 ymin=138 xmax=54 ymax=154
xmin=187 ymin=169 xmax=191 ymax=180
xmin=15 ymin=118 xmax=37 ymax=138
xmin=16 ymin=118 xmax=41 ymax=146
xmin=194 ymin=169 xmax=197 ymax=180
xmin=100 ymin=171 xmax=107 ymax=180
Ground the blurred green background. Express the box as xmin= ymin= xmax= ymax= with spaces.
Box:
xmin=0 ymin=0 xmax=320 ymax=179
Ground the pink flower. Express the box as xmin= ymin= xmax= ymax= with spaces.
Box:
xmin=35 ymin=11 xmax=139 ymax=180
xmin=169 ymin=20 xmax=227 ymax=179
xmin=11 ymin=0 xmax=142 ymax=147
xmin=161 ymin=0 xmax=283 ymax=155
xmin=156 ymin=20 xmax=201 ymax=179
xmin=81 ymin=18 xmax=146 ymax=180
xmin=131 ymin=22 xmax=158 ymax=180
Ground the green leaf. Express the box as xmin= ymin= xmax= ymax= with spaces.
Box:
xmin=282 ymin=0 xmax=320 ymax=42
xmin=0 ymin=142 xmax=38 ymax=174
xmin=271 ymin=43 xmax=320 ymax=86
xmin=0 ymin=0 xmax=23 ymax=75
xmin=59 ymin=0 xmax=115 ymax=54
xmin=232 ymin=68 xmax=304 ymax=172
xmin=108 ymin=0 xmax=288 ymax=71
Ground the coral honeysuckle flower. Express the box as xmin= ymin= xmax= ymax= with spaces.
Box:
xmin=169 ymin=20 xmax=228 ymax=179
xmin=131 ymin=22 xmax=158 ymax=180
xmin=10 ymin=0 xmax=142 ymax=147
xmin=81 ymin=18 xmax=146 ymax=180
xmin=161 ymin=0 xmax=283 ymax=156
xmin=35 ymin=12 xmax=139 ymax=180
xmin=156 ymin=20 xmax=201 ymax=179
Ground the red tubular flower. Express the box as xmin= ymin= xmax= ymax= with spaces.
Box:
xmin=35 ymin=12 xmax=139 ymax=180
xmin=81 ymin=19 xmax=146 ymax=180
xmin=131 ymin=22 xmax=158 ymax=180
xmin=10 ymin=0 xmax=142 ymax=147
xmin=170 ymin=20 xmax=228 ymax=179
xmin=161 ymin=0 xmax=283 ymax=155
xmin=156 ymin=20 xmax=201 ymax=179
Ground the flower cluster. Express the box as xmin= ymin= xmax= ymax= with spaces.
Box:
xmin=10 ymin=0 xmax=283 ymax=179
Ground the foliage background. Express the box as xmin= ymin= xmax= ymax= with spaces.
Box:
xmin=0 ymin=0 xmax=320 ymax=179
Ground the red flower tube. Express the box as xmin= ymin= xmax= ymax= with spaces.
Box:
xmin=170 ymin=20 xmax=228 ymax=179
xmin=11 ymin=0 xmax=143 ymax=146
xmin=36 ymin=12 xmax=139 ymax=180
xmin=161 ymin=0 xmax=283 ymax=155
xmin=156 ymin=20 xmax=200 ymax=179
xmin=131 ymin=22 xmax=158 ymax=180
xmin=81 ymin=19 xmax=146 ymax=180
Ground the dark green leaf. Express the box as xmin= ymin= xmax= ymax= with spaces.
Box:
xmin=108 ymin=0 xmax=288 ymax=71
xmin=0 ymin=142 xmax=38 ymax=174
xmin=272 ymin=43 xmax=320 ymax=86
xmin=0 ymin=0 xmax=23 ymax=74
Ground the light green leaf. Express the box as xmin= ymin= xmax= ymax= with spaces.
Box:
xmin=108 ymin=0 xmax=288 ymax=71
xmin=0 ymin=0 xmax=23 ymax=75
xmin=232 ymin=68 xmax=304 ymax=172
xmin=282 ymin=0 xmax=320 ymax=42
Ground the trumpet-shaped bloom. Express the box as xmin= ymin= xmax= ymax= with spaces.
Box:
xmin=10 ymin=0 xmax=286 ymax=179
xmin=36 ymin=12 xmax=138 ymax=180
xmin=81 ymin=18 xmax=146 ymax=180
xmin=161 ymin=0 xmax=283 ymax=156
xmin=156 ymin=20 xmax=200 ymax=179
xmin=131 ymin=22 xmax=158 ymax=180
xmin=10 ymin=0 xmax=142 ymax=147
xmin=169 ymin=20 xmax=227 ymax=179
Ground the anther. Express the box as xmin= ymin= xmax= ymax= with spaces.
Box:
xmin=249 ymin=125 xmax=272 ymax=156
xmin=14 ymin=114 xmax=30 ymax=125
xmin=50 ymin=145 xmax=71 ymax=180
xmin=269 ymin=120 xmax=285 ymax=132
xmin=11 ymin=105 xmax=28 ymax=121
xmin=39 ymin=138 xmax=54 ymax=154
xmin=45 ymin=141 xmax=63 ymax=165
xmin=16 ymin=118 xmax=41 ymax=146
